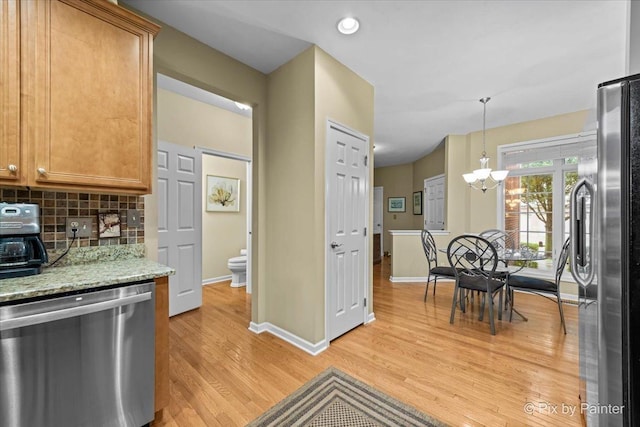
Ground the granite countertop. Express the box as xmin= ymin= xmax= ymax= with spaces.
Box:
xmin=0 ymin=258 xmax=175 ymax=304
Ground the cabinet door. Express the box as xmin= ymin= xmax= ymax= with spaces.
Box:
xmin=0 ymin=0 xmax=22 ymax=183
xmin=24 ymin=0 xmax=158 ymax=192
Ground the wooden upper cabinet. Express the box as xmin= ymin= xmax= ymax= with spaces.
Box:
xmin=22 ymin=0 xmax=160 ymax=194
xmin=0 ymin=0 xmax=23 ymax=184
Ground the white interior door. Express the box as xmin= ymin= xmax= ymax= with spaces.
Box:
xmin=326 ymin=121 xmax=369 ymax=341
xmin=424 ymin=175 xmax=445 ymax=230
xmin=158 ymin=140 xmax=202 ymax=316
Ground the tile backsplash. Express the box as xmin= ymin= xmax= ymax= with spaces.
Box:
xmin=0 ymin=188 xmax=144 ymax=251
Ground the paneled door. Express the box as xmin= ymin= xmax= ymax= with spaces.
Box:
xmin=326 ymin=121 xmax=369 ymax=341
xmin=424 ymin=174 xmax=445 ymax=230
xmin=157 ymin=141 xmax=202 ymax=316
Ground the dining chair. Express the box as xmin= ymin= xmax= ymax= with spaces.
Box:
xmin=421 ymin=229 xmax=457 ymax=302
xmin=447 ymin=234 xmax=505 ymax=335
xmin=506 ymin=237 xmax=570 ymax=334
xmin=479 ymin=229 xmax=515 ymax=267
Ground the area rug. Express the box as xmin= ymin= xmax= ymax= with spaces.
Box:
xmin=246 ymin=367 xmax=448 ymax=427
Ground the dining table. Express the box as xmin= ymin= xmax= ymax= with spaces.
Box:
xmin=440 ymin=245 xmax=547 ymax=320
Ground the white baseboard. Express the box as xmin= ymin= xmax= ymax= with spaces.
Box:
xmin=202 ymin=275 xmax=231 ymax=286
xmin=389 ymin=276 xmax=428 ymax=283
xmin=366 ymin=312 xmax=376 ymax=324
xmin=248 ymin=322 xmax=328 ymax=356
xmin=389 ymin=276 xmax=456 ymax=283
xmin=559 ymin=292 xmax=579 ymax=303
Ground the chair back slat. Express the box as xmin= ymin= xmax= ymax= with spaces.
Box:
xmin=421 ymin=229 xmax=438 ymax=266
xmin=447 ymin=235 xmax=498 ymax=280
xmin=479 ymin=229 xmax=516 ymax=260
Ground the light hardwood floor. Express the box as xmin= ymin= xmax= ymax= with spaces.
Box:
xmin=152 ymin=258 xmax=580 ymax=426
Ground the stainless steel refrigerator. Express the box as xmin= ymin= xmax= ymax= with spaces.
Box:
xmin=570 ymin=73 xmax=640 ymax=426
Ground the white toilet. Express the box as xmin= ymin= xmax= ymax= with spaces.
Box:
xmin=227 ymin=249 xmax=247 ymax=288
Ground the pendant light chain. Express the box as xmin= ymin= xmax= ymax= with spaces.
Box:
xmin=481 ymin=97 xmax=490 ymax=158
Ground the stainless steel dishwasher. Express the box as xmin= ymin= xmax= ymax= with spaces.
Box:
xmin=0 ymin=282 xmax=155 ymax=427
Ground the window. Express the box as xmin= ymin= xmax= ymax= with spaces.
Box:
xmin=498 ymin=133 xmax=595 ymax=277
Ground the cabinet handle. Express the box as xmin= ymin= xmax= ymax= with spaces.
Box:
xmin=8 ymin=164 xmax=17 ymax=172
xmin=37 ymin=167 xmax=47 ymax=175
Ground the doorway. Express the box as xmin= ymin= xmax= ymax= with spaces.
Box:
xmin=156 ymin=74 xmax=253 ymax=316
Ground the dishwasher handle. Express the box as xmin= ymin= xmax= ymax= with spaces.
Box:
xmin=0 ymin=291 xmax=152 ymax=331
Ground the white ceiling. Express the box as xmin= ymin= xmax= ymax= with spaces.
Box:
xmin=125 ymin=0 xmax=628 ymax=167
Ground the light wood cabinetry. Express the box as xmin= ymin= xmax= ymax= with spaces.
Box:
xmin=1 ymin=0 xmax=160 ymax=194
xmin=0 ymin=0 xmax=22 ymax=183
xmin=154 ymin=276 xmax=170 ymax=417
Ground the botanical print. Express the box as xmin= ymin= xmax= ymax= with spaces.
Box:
xmin=207 ymin=175 xmax=240 ymax=212
xmin=98 ymin=212 xmax=121 ymax=238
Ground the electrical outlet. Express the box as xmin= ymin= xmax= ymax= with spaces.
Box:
xmin=127 ymin=209 xmax=141 ymax=228
xmin=66 ymin=217 xmax=92 ymax=238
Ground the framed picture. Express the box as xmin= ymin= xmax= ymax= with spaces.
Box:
xmin=388 ymin=197 xmax=406 ymax=213
xmin=206 ymin=175 xmax=240 ymax=212
xmin=97 ymin=212 xmax=121 ymax=238
xmin=413 ymin=191 xmax=423 ymax=215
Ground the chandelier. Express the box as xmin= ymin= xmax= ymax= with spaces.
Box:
xmin=462 ymin=97 xmax=509 ymax=192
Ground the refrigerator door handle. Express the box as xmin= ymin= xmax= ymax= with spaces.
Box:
xmin=570 ymin=177 xmax=595 ymax=287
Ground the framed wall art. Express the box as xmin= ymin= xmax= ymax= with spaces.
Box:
xmin=413 ymin=191 xmax=422 ymax=215
xmin=206 ymin=175 xmax=240 ymax=212
xmin=388 ymin=197 xmax=406 ymax=213
xmin=97 ymin=212 xmax=121 ymax=238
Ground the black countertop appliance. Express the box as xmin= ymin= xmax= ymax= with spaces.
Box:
xmin=0 ymin=203 xmax=48 ymax=279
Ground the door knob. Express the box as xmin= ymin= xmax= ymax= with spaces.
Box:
xmin=330 ymin=241 xmax=343 ymax=249
xmin=8 ymin=164 xmax=17 ymax=172
xmin=37 ymin=167 xmax=47 ymax=175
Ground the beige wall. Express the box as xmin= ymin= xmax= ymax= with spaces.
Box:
xmin=265 ymin=47 xmax=317 ymax=340
xmin=157 ymin=89 xmax=252 ymax=158
xmin=373 ymin=164 xmax=414 ymax=255
xmin=265 ymin=46 xmax=374 ymax=344
xmin=389 ymin=234 xmax=428 ymax=279
xmin=412 ymin=142 xmax=445 ymax=229
xmin=315 ymin=47 xmax=375 ymax=334
xmin=202 ymin=155 xmax=247 ymax=281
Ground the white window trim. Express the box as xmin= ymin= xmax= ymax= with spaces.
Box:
xmin=497 ymin=131 xmax=596 ymax=279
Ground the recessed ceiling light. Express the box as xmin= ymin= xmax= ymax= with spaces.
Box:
xmin=337 ymin=17 xmax=359 ymax=35
xmin=234 ymin=101 xmax=251 ymax=111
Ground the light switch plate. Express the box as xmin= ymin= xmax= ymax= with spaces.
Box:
xmin=66 ymin=217 xmax=92 ymax=238
xmin=127 ymin=209 xmax=141 ymax=228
